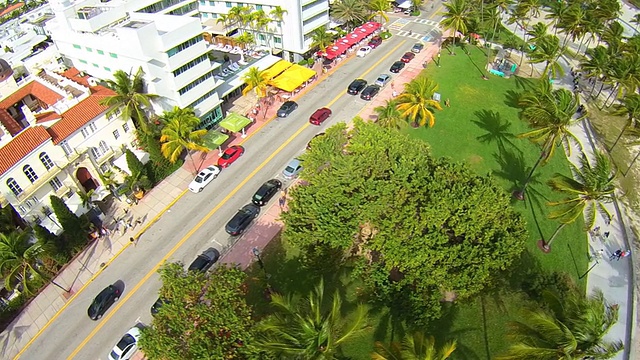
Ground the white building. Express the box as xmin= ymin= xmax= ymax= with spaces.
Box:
xmin=0 ymin=66 xmax=137 ymax=233
xmin=46 ymin=0 xmax=224 ymax=129
xmin=199 ymin=0 xmax=330 ymax=62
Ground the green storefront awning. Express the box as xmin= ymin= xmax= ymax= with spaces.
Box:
xmin=219 ymin=113 xmax=252 ymax=133
xmin=203 ymin=130 xmax=229 ymax=149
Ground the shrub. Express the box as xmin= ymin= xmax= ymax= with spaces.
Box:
xmin=380 ymin=31 xmax=392 ymax=39
xmin=521 ymin=270 xmax=574 ymax=302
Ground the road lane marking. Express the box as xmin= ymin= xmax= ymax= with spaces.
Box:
xmin=59 ymin=39 xmax=407 ymax=360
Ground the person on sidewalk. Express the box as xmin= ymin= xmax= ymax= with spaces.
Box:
xmin=610 ymin=249 xmax=623 ymax=261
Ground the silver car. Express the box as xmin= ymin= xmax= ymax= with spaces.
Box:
xmin=375 ymin=74 xmax=391 ymax=87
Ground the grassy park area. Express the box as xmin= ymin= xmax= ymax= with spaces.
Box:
xmin=245 ymin=44 xmax=589 ymax=359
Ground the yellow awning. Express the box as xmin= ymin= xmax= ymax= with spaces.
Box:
xmin=263 ymin=60 xmax=293 ymax=80
xmin=271 ymin=64 xmax=317 ymax=92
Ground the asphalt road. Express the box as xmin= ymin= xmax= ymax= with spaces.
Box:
xmin=19 ymin=11 xmax=444 ymax=360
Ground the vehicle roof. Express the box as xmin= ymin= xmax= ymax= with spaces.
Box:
xmin=287 ymin=158 xmax=302 ymax=167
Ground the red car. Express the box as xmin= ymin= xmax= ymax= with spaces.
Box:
xmin=401 ymin=52 xmax=416 ymax=63
xmin=217 ymin=145 xmax=244 ymax=168
xmin=368 ymin=36 xmax=383 ymax=49
xmin=309 ymin=108 xmax=332 ymax=125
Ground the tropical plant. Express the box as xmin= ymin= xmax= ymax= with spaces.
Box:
xmin=330 ymin=0 xmax=368 ymax=30
xmin=374 ymin=99 xmax=406 ymax=130
xmin=372 ymin=332 xmax=456 ymax=360
xmin=556 ymin=3 xmax=587 ymax=49
xmin=610 ymin=94 xmax=640 ymax=151
xmin=528 ymin=35 xmax=565 ymax=79
xmin=310 ymin=26 xmax=335 ymax=52
xmin=368 ymin=0 xmax=390 ymax=24
xmin=215 ymin=13 xmax=231 ymax=34
xmin=439 ymin=0 xmax=469 ymax=53
xmin=580 ymin=45 xmax=610 ymax=99
xmin=159 ymin=107 xmax=209 ymax=172
xmin=236 ymin=31 xmax=255 ymax=49
xmin=0 ymin=230 xmax=51 ymax=296
xmin=396 ymin=76 xmax=443 ymax=128
xmin=99 ymin=67 xmax=158 ymax=133
xmin=241 ymin=66 xmax=270 ymax=111
xmin=632 ymin=13 xmax=640 ymax=32
xmin=545 ymin=0 xmax=569 ymax=35
xmin=76 ymin=189 xmax=96 ymax=209
xmin=256 ymin=279 xmax=368 ymax=358
xmin=269 ymin=5 xmax=288 ymax=45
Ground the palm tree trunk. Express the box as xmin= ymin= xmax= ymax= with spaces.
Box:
xmin=543 ymin=222 xmax=566 ymax=250
xmin=609 ymin=122 xmax=629 ymax=151
xmin=187 ymin=151 xmax=199 ymax=174
xmin=513 ymin=142 xmax=549 ymax=200
xmin=588 ymin=76 xmax=599 ymax=99
xmin=623 ymin=150 xmax=640 ymax=176
xmin=603 ymin=84 xmax=619 ymax=108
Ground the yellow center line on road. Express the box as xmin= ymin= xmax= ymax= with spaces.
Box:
xmin=56 ymin=39 xmax=408 ymax=360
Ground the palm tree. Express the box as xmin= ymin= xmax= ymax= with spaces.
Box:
xmin=269 ymin=5 xmax=288 ymax=48
xmin=215 ymin=13 xmax=231 ymax=34
xmin=241 ymin=66 xmax=269 ymax=104
xmin=632 ymin=13 xmax=640 ymax=32
xmin=0 ymin=230 xmax=53 ymax=296
xmin=545 ymin=0 xmax=569 ymax=35
xmin=602 ymin=53 xmax=640 ymax=108
xmin=236 ymin=31 xmax=255 ymax=50
xmin=374 ymin=99 xmax=406 ymax=130
xmin=99 ymin=67 xmax=158 ymax=133
xmin=439 ymin=0 xmax=469 ymax=53
xmin=159 ymin=107 xmax=209 ymax=172
xmin=330 ymin=0 xmax=368 ymax=30
xmin=526 ymin=22 xmax=548 ymax=46
xmin=497 ymin=288 xmax=622 ymax=359
xmin=76 ymin=189 xmax=96 ymax=209
xmin=580 ymin=46 xmax=610 ymax=99
xmin=227 ymin=6 xmax=246 ymax=30
xmin=528 ymin=35 xmax=565 ymax=79
xmin=396 ymin=76 xmax=443 ymax=128
xmin=557 ymin=3 xmax=586 ymax=49
xmin=256 ymin=279 xmax=367 ymax=358
xmin=368 ymin=0 xmax=390 ymax=25
xmin=310 ymin=27 xmax=335 ymax=52
xmin=372 ymin=332 xmax=456 ymax=360
xmin=610 ymin=94 xmax=640 ymax=151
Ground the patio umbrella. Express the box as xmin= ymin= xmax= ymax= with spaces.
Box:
xmin=203 ymin=129 xmax=230 ymax=155
xmin=219 ymin=112 xmax=253 ymax=138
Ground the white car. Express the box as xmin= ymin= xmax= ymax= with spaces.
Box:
xmin=357 ymin=46 xmax=372 ymax=57
xmin=188 ymin=166 xmax=221 ymax=193
xmin=108 ymin=326 xmax=141 ymax=360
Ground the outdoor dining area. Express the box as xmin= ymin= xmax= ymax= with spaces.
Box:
xmin=318 ymin=21 xmax=382 ymax=61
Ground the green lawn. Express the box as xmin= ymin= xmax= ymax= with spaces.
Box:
xmin=245 ymin=45 xmax=589 ymax=360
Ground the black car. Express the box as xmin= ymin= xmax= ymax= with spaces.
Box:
xmin=390 ymin=61 xmax=405 ymax=73
xmin=88 ymin=284 xmax=120 ymax=320
xmin=277 ymin=101 xmax=298 ymax=117
xmin=150 ymin=297 xmax=166 ymax=316
xmin=347 ymin=79 xmax=367 ymax=95
xmin=187 ymin=248 xmax=220 ymax=272
xmin=252 ymin=179 xmax=282 ymax=206
xmin=412 ymin=43 xmax=424 ymax=53
xmin=360 ymin=85 xmax=381 ymax=100
xmin=225 ymin=204 xmax=260 ymax=236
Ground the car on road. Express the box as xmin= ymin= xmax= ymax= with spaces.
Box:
xmin=150 ymin=298 xmax=166 ymax=316
xmin=306 ymin=132 xmax=326 ymax=149
xmin=225 ymin=204 xmax=260 ymax=235
xmin=368 ymin=36 xmax=383 ymax=49
xmin=357 ymin=46 xmax=372 ymax=57
xmin=404 ymin=8 xmax=413 ymax=15
xmin=347 ymin=79 xmax=367 ymax=95
xmin=188 ymin=248 xmax=220 ymax=272
xmin=188 ymin=165 xmax=221 ymax=193
xmin=217 ymin=145 xmax=244 ymax=168
xmin=108 ymin=326 xmax=141 ymax=360
xmin=88 ymin=284 xmax=120 ymax=320
xmin=390 ymin=61 xmax=405 ymax=73
xmin=412 ymin=43 xmax=424 ymax=53
xmin=283 ymin=158 xmax=303 ymax=179
xmin=375 ymin=74 xmax=391 ymax=87
xmin=277 ymin=100 xmax=298 ymax=117
xmin=252 ymin=179 xmax=283 ymax=206
xmin=360 ymin=84 xmax=381 ymax=100
xmin=309 ymin=107 xmax=332 ymax=125
xmin=401 ymin=52 xmax=416 ymax=63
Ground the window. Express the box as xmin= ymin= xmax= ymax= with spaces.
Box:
xmin=100 ymin=163 xmax=110 ymax=173
xmin=39 ymin=152 xmax=54 ymax=170
xmin=123 ymin=123 xmax=130 ymax=133
xmin=172 ymin=54 xmax=208 ymax=77
xmin=256 ymin=4 xmax=262 ymax=10
xmin=23 ymin=165 xmax=38 ymax=183
xmin=104 ymin=67 xmax=111 ymax=72
xmin=258 ymin=34 xmax=266 ymax=41
xmin=211 ymin=13 xmax=217 ymax=18
xmin=86 ymin=47 xmax=92 ymax=52
xmin=97 ymin=49 xmax=104 ymax=55
xmin=24 ymin=196 xmax=39 ymax=209
xmin=7 ymin=178 xmax=22 ymax=196
xmin=202 ymin=12 xmax=208 ymax=17
xmin=199 ymin=0 xmax=204 ymax=4
xmin=81 ymin=122 xmax=98 ymax=138
xmin=109 ymin=52 xmax=118 ymax=58
xmin=208 ymin=0 xmax=214 ymax=5
xmin=178 ymin=70 xmax=215 ymax=95
xmin=49 ymin=177 xmax=63 ymax=192
xmin=237 ymin=3 xmax=243 ymax=7
xmin=166 ymin=35 xmax=203 ymax=57
xmin=79 ymin=59 xmax=88 ymax=64
xmin=274 ymin=36 xmax=282 ymax=44
xmin=113 ymin=129 xmax=120 ymax=139
xmin=225 ymin=1 xmax=232 ymax=7
xmin=73 ymin=44 xmax=81 ymax=49
xmin=93 ymin=63 xmax=99 ymax=68
xmin=60 ymin=141 xmax=73 ymax=156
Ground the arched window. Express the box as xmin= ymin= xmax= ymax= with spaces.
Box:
xmin=99 ymin=141 xmax=108 ymax=153
xmin=23 ymin=165 xmax=38 ymax=183
xmin=39 ymin=152 xmax=54 ymax=170
xmin=7 ymin=178 xmax=22 ymax=196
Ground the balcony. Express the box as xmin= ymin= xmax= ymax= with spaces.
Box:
xmin=16 ymin=166 xmax=63 ymax=202
xmin=92 ymin=147 xmax=115 ymax=166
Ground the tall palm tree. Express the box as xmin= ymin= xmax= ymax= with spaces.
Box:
xmin=159 ymin=107 xmax=209 ymax=171
xmin=374 ymin=99 xmax=406 ymax=130
xmin=241 ymin=66 xmax=270 ymax=100
xmin=545 ymin=0 xmax=569 ymax=35
xmin=215 ymin=13 xmax=231 ymax=34
xmin=256 ymin=279 xmax=367 ymax=358
xmin=227 ymin=6 xmax=246 ymax=30
xmin=602 ymin=53 xmax=640 ymax=108
xmin=610 ymin=94 xmax=640 ymax=151
xmin=580 ymin=46 xmax=610 ymax=99
xmin=368 ymin=0 xmax=390 ymax=25
xmin=497 ymin=288 xmax=622 ymax=359
xmin=236 ymin=31 xmax=255 ymax=50
xmin=632 ymin=13 xmax=640 ymax=32
xmin=99 ymin=67 xmax=158 ymax=133
xmin=372 ymin=332 xmax=456 ymax=360
xmin=269 ymin=5 xmax=288 ymax=48
xmin=330 ymin=0 xmax=368 ymax=30
xmin=439 ymin=0 xmax=469 ymax=53
xmin=310 ymin=27 xmax=335 ymax=52
xmin=0 ymin=230 xmax=52 ymax=296
xmin=528 ymin=35 xmax=565 ymax=79
xmin=526 ymin=22 xmax=549 ymax=46
xmin=396 ymin=76 xmax=442 ymax=128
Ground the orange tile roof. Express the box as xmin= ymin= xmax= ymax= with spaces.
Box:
xmin=0 ymin=3 xmax=24 ymax=18
xmin=48 ymin=86 xmax=114 ymax=144
xmin=0 ymin=126 xmax=50 ymax=175
xmin=0 ymin=109 xmax=23 ymax=136
xmin=60 ymin=67 xmax=91 ymax=88
xmin=0 ymin=81 xmax=63 ymax=110
xmin=35 ymin=111 xmax=61 ymax=123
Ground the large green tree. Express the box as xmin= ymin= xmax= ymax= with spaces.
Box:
xmin=0 ymin=230 xmax=52 ymax=295
xmin=49 ymin=195 xmax=88 ymax=249
xmin=439 ymin=0 xmax=469 ymax=53
xmin=139 ymin=263 xmax=258 ymax=359
xmin=396 ymin=76 xmax=443 ymax=128
xmin=330 ymin=0 xmax=367 ymax=30
xmin=310 ymin=27 xmax=335 ymax=53
xmin=282 ymin=120 xmax=528 ymax=324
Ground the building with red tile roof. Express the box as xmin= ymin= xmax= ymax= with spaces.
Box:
xmin=0 ymin=3 xmax=24 ymax=18
xmin=0 ymin=126 xmax=51 ymax=176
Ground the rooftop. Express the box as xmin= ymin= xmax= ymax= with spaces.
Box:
xmin=0 ymin=125 xmax=50 ymax=175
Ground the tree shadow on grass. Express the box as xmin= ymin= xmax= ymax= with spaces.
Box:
xmin=504 ymin=90 xmax=522 ymax=108
xmin=512 ymin=75 xmax=535 ymax=91
xmin=460 ymin=43 xmax=488 ymax=78
xmin=473 ymin=110 xmax=522 ymax=155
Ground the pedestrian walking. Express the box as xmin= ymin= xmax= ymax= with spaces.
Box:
xmin=610 ymin=249 xmax=623 ymax=261
xmin=604 ymin=231 xmax=610 ymax=239
xmin=392 ymin=90 xmax=398 ymax=97
xmin=391 ymin=81 xmax=395 ymax=90
xmin=129 ymin=237 xmax=136 ymax=247
xmin=278 ymin=196 xmax=286 ymax=210
xmin=621 ymin=250 xmax=632 ymax=259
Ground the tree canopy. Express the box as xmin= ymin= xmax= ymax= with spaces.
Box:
xmin=139 ymin=263 xmax=258 ymax=359
xmin=282 ymin=120 xmax=528 ymax=323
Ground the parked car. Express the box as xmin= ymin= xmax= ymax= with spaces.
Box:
xmin=306 ymin=133 xmax=326 ymax=149
xmin=277 ymin=101 xmax=298 ymax=117
xmin=347 ymin=79 xmax=368 ymax=95
xmin=309 ymin=107 xmax=332 ymax=125
xmin=404 ymin=8 xmax=413 ymax=15
xmin=283 ymin=158 xmax=303 ymax=179
xmin=187 ymin=248 xmax=220 ymax=272
xmin=252 ymin=179 xmax=282 ymax=206
xmin=188 ymin=166 xmax=221 ymax=193
xmin=375 ymin=74 xmax=391 ymax=87
xmin=401 ymin=52 xmax=416 ymax=63
xmin=217 ymin=145 xmax=244 ymax=168
xmin=150 ymin=298 xmax=166 ymax=316
xmin=360 ymin=85 xmax=381 ymax=100
xmin=356 ymin=46 xmax=372 ymax=57
xmin=412 ymin=43 xmax=424 ymax=53
xmin=108 ymin=326 xmax=141 ymax=360
xmin=225 ymin=204 xmax=260 ymax=236
xmin=390 ymin=61 xmax=406 ymax=73
xmin=88 ymin=284 xmax=121 ymax=320
xmin=368 ymin=36 xmax=383 ymax=48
